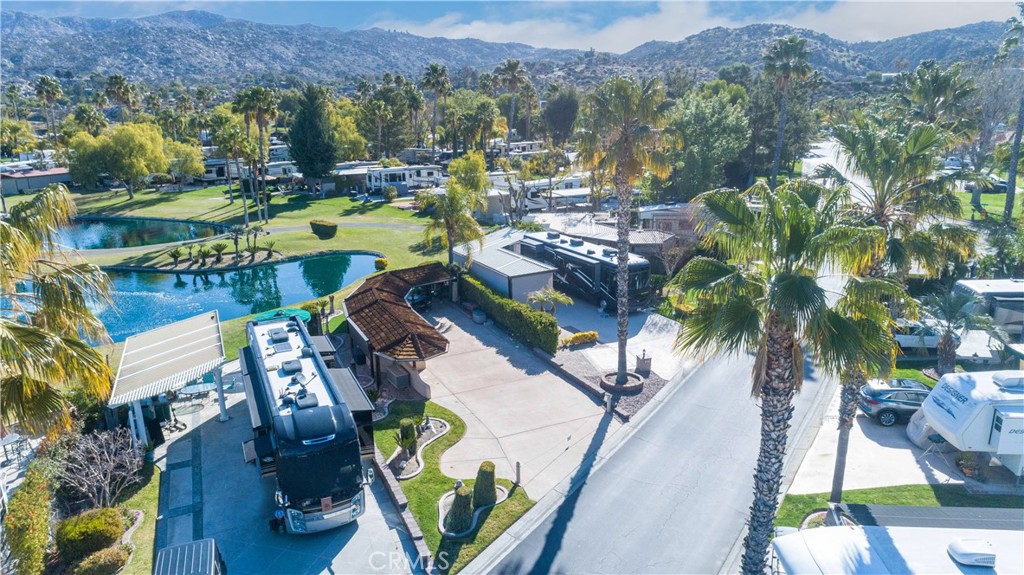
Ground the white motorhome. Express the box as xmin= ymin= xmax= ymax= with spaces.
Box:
xmin=921 ymin=370 xmax=1024 ymax=475
xmin=200 ymin=158 xmax=245 ymax=183
xmin=268 ymin=145 xmax=290 ymax=163
xmin=954 ymin=278 xmax=1024 ymax=337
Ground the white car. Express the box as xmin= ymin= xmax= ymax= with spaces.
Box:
xmin=893 ymin=319 xmax=959 ymax=351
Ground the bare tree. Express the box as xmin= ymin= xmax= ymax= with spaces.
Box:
xmin=658 ymin=235 xmax=692 ymax=277
xmin=58 ymin=428 xmax=143 ymax=509
xmin=964 ymin=66 xmax=1022 ymax=175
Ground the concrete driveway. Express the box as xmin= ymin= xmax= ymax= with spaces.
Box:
xmin=421 ymin=306 xmax=621 ymax=499
xmin=154 ymin=365 xmax=416 ymax=575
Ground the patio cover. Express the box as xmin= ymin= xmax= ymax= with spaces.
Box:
xmin=109 ymin=311 xmax=225 ymax=407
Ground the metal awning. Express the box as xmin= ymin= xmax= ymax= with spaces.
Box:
xmin=109 ymin=311 xmax=225 ymax=407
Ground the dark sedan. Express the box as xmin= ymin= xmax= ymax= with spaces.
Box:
xmin=858 ymin=378 xmax=933 ymax=426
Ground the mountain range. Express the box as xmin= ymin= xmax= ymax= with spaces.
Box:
xmin=0 ymin=10 xmax=1009 ymax=88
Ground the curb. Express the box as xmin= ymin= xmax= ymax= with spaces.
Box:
xmin=373 ymin=446 xmax=431 ymax=570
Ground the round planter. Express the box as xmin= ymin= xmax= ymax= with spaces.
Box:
xmin=600 ymin=372 xmax=644 ymax=395
xmin=437 ymin=485 xmax=510 ymax=538
xmin=472 ymin=309 xmax=486 ymax=325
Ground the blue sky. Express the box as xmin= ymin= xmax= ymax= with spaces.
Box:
xmin=6 ymin=1 xmax=1016 ymax=53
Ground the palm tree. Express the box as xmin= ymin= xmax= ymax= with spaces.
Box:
xmin=527 ymin=287 xmax=574 ymax=314
xmin=5 ymin=84 xmax=21 ymax=121
xmin=403 ymin=82 xmax=425 ymax=147
xmin=72 ymin=103 xmax=107 ymax=136
xmin=919 ymin=291 xmax=993 ymax=375
xmin=764 ymin=36 xmax=812 ymax=188
xmin=474 ymin=100 xmax=499 ymax=152
xmin=33 ymin=75 xmax=62 ymax=145
xmin=518 ymin=81 xmax=538 ymax=141
xmin=495 ymin=59 xmax=527 ymax=153
xmin=211 ymin=112 xmax=246 ymax=208
xmin=1 ymin=184 xmax=112 ymax=434
xmin=898 ymin=60 xmax=976 ymax=134
xmin=421 ymin=64 xmax=450 ymax=153
xmin=228 ymin=224 xmax=246 ymax=261
xmin=369 ymin=99 xmax=391 ymax=160
xmin=248 ymin=87 xmax=278 ymax=224
xmin=998 ymin=2 xmax=1024 ymax=222
xmin=104 ymin=74 xmax=132 ymax=123
xmin=233 ymin=89 xmax=261 ymax=223
xmin=210 ymin=242 xmax=228 ymax=264
xmin=578 ymin=77 xmax=675 ymax=387
xmin=422 ymin=151 xmax=488 ymax=264
xmin=673 ymin=181 xmax=887 ymax=574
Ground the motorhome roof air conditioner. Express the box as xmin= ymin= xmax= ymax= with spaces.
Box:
xmin=570 ymin=239 xmax=584 ymax=247
xmin=547 ymin=231 xmax=560 ymax=239
xmin=948 ymin=539 xmax=996 ymax=567
xmin=993 ymin=371 xmax=1024 ymax=389
xmin=603 ymin=248 xmax=617 ymax=257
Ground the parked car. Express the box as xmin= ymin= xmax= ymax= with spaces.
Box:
xmin=965 ymin=175 xmax=1009 ymax=194
xmin=893 ymin=319 xmax=959 ymax=351
xmin=858 ymin=378 xmax=932 ymax=426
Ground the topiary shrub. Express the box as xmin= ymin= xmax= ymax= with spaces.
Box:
xmin=309 ymin=219 xmax=338 ymax=239
xmin=74 ymin=546 xmax=129 ymax=575
xmin=6 ymin=464 xmax=52 ymax=575
xmin=472 ymin=461 xmax=497 ymax=509
xmin=445 ymin=486 xmax=473 ymax=534
xmin=559 ymin=331 xmax=599 ymax=349
xmin=459 ymin=276 xmax=559 ymax=354
xmin=382 ymin=186 xmax=399 ymax=203
xmin=55 ymin=508 xmax=125 ymax=563
xmin=374 ymin=257 xmax=389 ymax=271
xmin=395 ymin=418 xmax=418 ymax=457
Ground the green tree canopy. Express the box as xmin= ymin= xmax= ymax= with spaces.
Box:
xmin=106 ymin=123 xmax=168 ymax=199
xmin=289 ymin=84 xmax=341 ymax=184
xmin=164 ymin=139 xmax=204 ymax=191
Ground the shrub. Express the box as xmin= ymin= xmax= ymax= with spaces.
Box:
xmin=74 ymin=547 xmax=129 ymax=575
xmin=309 ymin=218 xmax=338 ymax=239
xmin=472 ymin=461 xmax=497 ymax=508
xmin=559 ymin=331 xmax=599 ymax=349
xmin=374 ymin=257 xmax=389 ymax=271
xmin=167 ymin=246 xmax=184 ymax=267
xmin=649 ymin=273 xmax=668 ymax=295
xmin=382 ymin=186 xmax=399 ymax=202
xmin=445 ymin=486 xmax=474 ymax=533
xmin=56 ymin=508 xmax=125 ymax=563
xmin=6 ymin=464 xmax=52 ymax=575
xmin=210 ymin=242 xmax=228 ymax=263
xmin=395 ymin=418 xmax=418 ymax=457
xmin=459 ymin=276 xmax=559 ymax=354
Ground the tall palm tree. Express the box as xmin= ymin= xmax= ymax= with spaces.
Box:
xmin=211 ymin=112 xmax=247 ymax=209
xmin=5 ymin=84 xmax=21 ymax=121
xmin=518 ymin=81 xmax=538 ymax=141
xmin=422 ymin=151 xmax=488 ymax=263
xmin=495 ymin=59 xmax=527 ymax=154
xmin=673 ymin=181 xmax=887 ymax=574
xmin=764 ymin=36 xmax=812 ymax=188
xmin=104 ymin=74 xmax=132 ymax=123
xmin=250 ymin=87 xmax=279 ymax=224
xmin=143 ymin=91 xmax=162 ymax=114
xmin=919 ymin=291 xmax=993 ymax=376
xmin=579 ymin=77 xmax=675 ymax=387
xmin=527 ymin=287 xmax=574 ymax=314
xmin=898 ymin=60 xmax=976 ymax=134
xmin=421 ymin=63 xmax=450 ymax=153
xmin=1 ymin=184 xmax=112 ymax=434
xmin=33 ymin=75 xmax=62 ymax=145
xmin=233 ymin=89 xmax=261 ymax=222
xmin=72 ymin=103 xmax=107 ymax=136
xmin=474 ymin=100 xmax=499 ymax=152
xmin=403 ymin=82 xmax=425 ymax=147
xmin=998 ymin=2 xmax=1024 ymax=222
xmin=368 ymin=99 xmax=391 ymax=160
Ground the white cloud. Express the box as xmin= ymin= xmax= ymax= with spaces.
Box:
xmin=371 ymin=1 xmax=1018 ymax=53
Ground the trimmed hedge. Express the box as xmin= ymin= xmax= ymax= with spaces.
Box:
xmin=445 ymin=486 xmax=474 ymax=533
xmin=382 ymin=186 xmax=399 ymax=202
xmin=5 ymin=464 xmax=51 ymax=575
xmin=559 ymin=331 xmax=599 ymax=349
xmin=74 ymin=547 xmax=129 ymax=575
xmin=309 ymin=219 xmax=338 ymax=238
xmin=472 ymin=461 xmax=497 ymax=508
xmin=375 ymin=257 xmax=389 ymax=271
xmin=56 ymin=508 xmax=125 ymax=563
xmin=459 ymin=276 xmax=559 ymax=354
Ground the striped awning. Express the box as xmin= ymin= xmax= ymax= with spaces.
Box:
xmin=108 ymin=311 xmax=225 ymax=407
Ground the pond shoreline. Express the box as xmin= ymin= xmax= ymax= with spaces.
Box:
xmin=100 ymin=248 xmax=386 ymax=275
xmin=74 ymin=214 xmax=232 ymax=231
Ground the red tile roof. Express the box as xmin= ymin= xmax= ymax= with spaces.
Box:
xmin=344 ymin=263 xmax=451 ymax=361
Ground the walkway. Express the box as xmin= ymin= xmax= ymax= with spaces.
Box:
xmin=420 ymin=305 xmax=621 ymax=499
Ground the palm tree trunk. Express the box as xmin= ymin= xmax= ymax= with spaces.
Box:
xmin=431 ymin=95 xmax=439 ymax=153
xmin=507 ymin=96 xmax=517 ymax=156
xmin=614 ymin=168 xmax=631 ymax=385
xmin=741 ymin=316 xmax=797 ymax=575
xmin=227 ymin=155 xmax=235 ymax=204
xmin=937 ymin=332 xmax=958 ymax=376
xmin=830 ymin=365 xmax=865 ymax=503
xmin=770 ymin=92 xmax=788 ymax=189
xmin=1004 ymin=93 xmax=1023 ymax=223
xmin=259 ymin=124 xmax=269 ymax=223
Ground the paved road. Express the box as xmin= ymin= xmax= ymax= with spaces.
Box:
xmin=487 ymin=351 xmax=835 ymax=575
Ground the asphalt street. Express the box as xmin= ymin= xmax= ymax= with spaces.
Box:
xmin=488 ymin=351 xmax=836 ymax=575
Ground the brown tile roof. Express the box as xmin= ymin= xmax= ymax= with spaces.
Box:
xmin=344 ymin=263 xmax=451 ymax=361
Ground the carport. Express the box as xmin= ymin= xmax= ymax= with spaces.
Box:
xmin=108 ymin=312 xmax=227 ymax=449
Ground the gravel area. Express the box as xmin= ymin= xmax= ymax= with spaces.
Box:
xmin=552 ymin=345 xmax=668 ymax=419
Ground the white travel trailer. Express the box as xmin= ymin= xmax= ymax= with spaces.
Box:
xmin=268 ymin=145 xmax=290 ymax=163
xmin=921 ymin=370 xmax=1024 ymax=476
xmin=365 ymin=165 xmax=444 ymax=193
xmin=200 ymin=158 xmax=245 ymax=183
xmin=954 ymin=278 xmax=1024 ymax=337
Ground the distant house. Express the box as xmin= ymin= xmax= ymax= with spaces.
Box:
xmin=1 ymin=167 xmax=72 ymax=195
xmin=453 ymin=229 xmax=556 ymax=303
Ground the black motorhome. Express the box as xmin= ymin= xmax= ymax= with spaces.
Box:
xmin=519 ymin=231 xmax=652 ymax=312
xmin=240 ymin=316 xmax=374 ymax=534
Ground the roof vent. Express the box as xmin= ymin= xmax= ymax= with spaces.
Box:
xmin=282 ymin=360 xmax=302 ymax=374
xmin=301 ymin=346 xmax=315 ymax=358
xmin=587 ymin=249 xmax=595 ymax=255
xmin=602 ymin=248 xmax=617 ymax=257
xmin=570 ymin=239 xmax=584 ymax=247
xmin=547 ymin=231 xmax=560 ymax=239
xmin=947 ymin=539 xmax=996 ymax=567
xmin=560 ymin=239 xmax=568 ymax=244
xmin=993 ymin=371 xmax=1024 ymax=389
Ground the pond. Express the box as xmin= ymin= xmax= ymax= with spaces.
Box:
xmin=58 ymin=217 xmax=225 ymax=250
xmin=97 ymin=253 xmax=378 ymax=341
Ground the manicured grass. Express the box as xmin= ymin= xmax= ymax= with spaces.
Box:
xmin=72 ymin=186 xmax=423 ymax=227
xmin=373 ymin=401 xmax=534 ymax=574
xmin=118 ymin=464 xmax=161 ymax=575
xmin=891 ymin=366 xmax=935 ymax=388
xmin=956 ymin=191 xmax=1021 ymax=223
xmin=776 ymin=484 xmax=1024 ymax=527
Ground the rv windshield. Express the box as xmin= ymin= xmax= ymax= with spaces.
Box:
xmin=277 ymin=439 xmax=362 ymax=502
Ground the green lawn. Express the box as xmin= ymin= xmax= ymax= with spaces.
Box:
xmin=118 ymin=464 xmax=161 ymax=575
xmin=776 ymin=484 xmax=1024 ymax=527
xmin=891 ymin=366 xmax=935 ymax=388
xmin=373 ymin=401 xmax=534 ymax=574
xmin=957 ymin=191 xmax=1021 ymax=223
